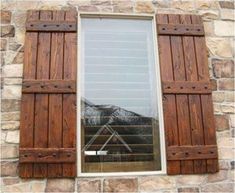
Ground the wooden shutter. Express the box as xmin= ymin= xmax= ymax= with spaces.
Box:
xmin=156 ymin=14 xmax=219 ymax=174
xmin=19 ymin=10 xmax=77 ymax=178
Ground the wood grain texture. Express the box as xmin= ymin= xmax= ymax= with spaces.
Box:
xmin=162 ymin=81 xmax=211 ymax=94
xmin=22 ymin=80 xmax=76 ymax=93
xmin=20 ymin=148 xmax=76 ymax=163
xmin=156 ymin=14 xmax=180 ymax=174
xmin=62 ymin=10 xmax=77 ymax=177
xmin=157 ymin=23 xmax=204 ymax=36
xmin=191 ymin=15 xmax=218 ymax=173
xmin=33 ymin=10 xmax=52 ymax=178
xmin=167 ymin=145 xmax=217 ymax=160
xmin=19 ymin=10 xmax=39 ymax=178
xmin=26 ymin=20 xmax=76 ymax=32
xmin=19 ymin=10 xmax=77 ymax=178
xmin=157 ymin=14 xmax=218 ymax=174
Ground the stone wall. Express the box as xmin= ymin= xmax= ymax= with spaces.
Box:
xmin=1 ymin=0 xmax=234 ymax=192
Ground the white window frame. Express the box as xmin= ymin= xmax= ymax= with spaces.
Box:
xmin=77 ymin=12 xmax=166 ymax=177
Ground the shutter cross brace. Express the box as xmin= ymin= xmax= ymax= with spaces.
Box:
xmin=22 ymin=79 xmax=76 ymax=93
xmin=26 ymin=21 xmax=77 ymax=32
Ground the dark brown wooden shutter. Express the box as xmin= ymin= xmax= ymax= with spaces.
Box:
xmin=19 ymin=10 xmax=77 ymax=178
xmin=156 ymin=14 xmax=219 ymax=175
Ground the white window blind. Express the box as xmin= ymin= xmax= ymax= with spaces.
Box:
xmin=81 ymin=18 xmax=162 ymax=173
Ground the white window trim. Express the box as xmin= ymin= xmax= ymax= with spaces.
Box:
xmin=77 ymin=12 xmax=166 ymax=177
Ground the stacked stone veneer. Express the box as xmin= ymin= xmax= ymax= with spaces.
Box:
xmin=1 ymin=0 xmax=234 ymax=192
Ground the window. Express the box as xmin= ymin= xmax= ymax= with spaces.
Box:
xmin=79 ymin=15 xmax=165 ymax=174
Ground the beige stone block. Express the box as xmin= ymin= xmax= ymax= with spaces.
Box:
xmin=176 ymin=175 xmax=205 ymax=185
xmin=170 ymin=1 xmax=195 ymax=12
xmin=219 ymin=160 xmax=230 ymax=170
xmin=229 ymin=170 xmax=235 ymax=181
xmin=195 ymin=1 xmax=219 ymax=9
xmin=98 ymin=6 xmax=113 ymax=12
xmin=113 ymin=0 xmax=133 ymax=13
xmin=1 ymin=99 xmax=21 ymax=113
xmin=214 ymin=21 xmax=234 ymax=36
xmin=15 ymin=1 xmax=40 ymax=10
xmin=4 ymin=78 xmax=22 ymax=85
xmin=221 ymin=104 xmax=235 ymax=113
xmin=139 ymin=176 xmax=174 ymax=192
xmin=1 ymin=99 xmax=21 ymax=112
xmin=206 ymin=38 xmax=233 ymax=58
xmin=1 ymin=39 xmax=7 ymax=51
xmin=218 ymin=137 xmax=234 ymax=147
xmin=3 ymin=64 xmax=23 ymax=78
xmin=45 ymin=179 xmax=75 ymax=192
xmin=1 ymin=121 xmax=20 ymax=130
xmin=212 ymin=92 xmax=225 ymax=102
xmin=6 ymin=130 xmax=19 ymax=144
xmin=15 ymin=27 xmax=25 ymax=44
xmin=215 ymin=114 xmax=230 ymax=131
xmin=31 ymin=181 xmax=46 ymax=193
xmin=225 ymin=92 xmax=235 ymax=102
xmin=2 ymin=177 xmax=20 ymax=185
xmin=219 ymin=1 xmax=235 ymax=9
xmin=1 ymin=11 xmax=11 ymax=24
xmin=230 ymin=114 xmax=235 ymax=128
xmin=4 ymin=183 xmax=31 ymax=193
xmin=2 ymin=85 xmax=22 ymax=99
xmin=104 ymin=178 xmax=138 ymax=192
xmin=203 ymin=21 xmax=214 ymax=36
xmin=1 ymin=145 xmax=18 ymax=159
xmin=91 ymin=0 xmax=112 ymax=6
xmin=1 ymin=25 xmax=15 ymax=37
xmin=201 ymin=183 xmax=233 ymax=192
xmin=221 ymin=9 xmax=235 ymax=21
xmin=12 ymin=52 xmax=24 ymax=64
xmin=1 ymin=161 xmax=18 ymax=177
xmin=216 ymin=130 xmax=230 ymax=138
xmin=12 ymin=11 xmax=27 ymax=28
xmin=218 ymin=148 xmax=235 ymax=159
xmin=152 ymin=0 xmax=169 ymax=8
xmin=199 ymin=10 xmax=219 ymax=21
xmin=78 ymin=5 xmax=99 ymax=12
xmin=77 ymin=179 xmax=101 ymax=192
xmin=1 ymin=132 xmax=7 ymax=144
xmin=4 ymin=50 xmax=17 ymax=65
xmin=135 ymin=2 xmax=154 ymax=13
xmin=38 ymin=1 xmax=66 ymax=10
xmin=213 ymin=103 xmax=222 ymax=113
xmin=1 ymin=112 xmax=20 ymax=121
xmin=178 ymin=187 xmax=199 ymax=193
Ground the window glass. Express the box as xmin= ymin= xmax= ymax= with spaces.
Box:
xmin=81 ymin=18 xmax=162 ymax=172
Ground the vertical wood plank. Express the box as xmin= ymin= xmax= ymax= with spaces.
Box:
xmin=191 ymin=15 xmax=218 ymax=173
xmin=63 ymin=10 xmax=77 ymax=177
xmin=47 ymin=11 xmax=65 ymax=177
xmin=34 ymin=10 xmax=52 ymax=178
xmin=19 ymin=10 xmax=39 ymax=178
xmin=168 ymin=14 xmax=193 ymax=174
xmin=156 ymin=14 xmax=180 ymax=174
xmin=180 ymin=15 xmax=206 ymax=173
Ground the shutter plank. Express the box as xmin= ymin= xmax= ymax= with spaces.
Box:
xmin=34 ymin=10 xmax=52 ymax=177
xmin=62 ymin=10 xmax=77 ymax=177
xmin=180 ymin=15 xmax=206 ymax=174
xmin=47 ymin=10 xmax=65 ymax=177
xmin=168 ymin=14 xmax=193 ymax=174
xmin=19 ymin=10 xmax=39 ymax=177
xmin=191 ymin=15 xmax=218 ymax=173
xmin=156 ymin=14 xmax=180 ymax=174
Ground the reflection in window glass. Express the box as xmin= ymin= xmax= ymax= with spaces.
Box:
xmin=81 ymin=18 xmax=161 ymax=173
